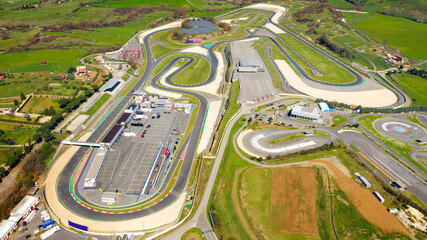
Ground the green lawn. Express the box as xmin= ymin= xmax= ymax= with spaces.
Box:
xmin=252 ymin=40 xmax=283 ymax=89
xmin=171 ymin=56 xmax=210 ymax=85
xmin=343 ymin=12 xmax=427 ymax=60
xmin=151 ymin=29 xmax=190 ymax=49
xmin=0 ymin=147 xmax=23 ymax=166
xmin=0 ymin=122 xmax=37 ymax=145
xmin=48 ymin=11 xmax=171 ymax=46
xmin=20 ymin=97 xmax=61 ymax=115
xmin=151 ymin=44 xmax=179 ymax=60
xmin=389 ymin=73 xmax=427 ymax=106
xmin=267 ymin=131 xmax=330 ymax=144
xmin=326 ymin=0 xmax=354 ymax=8
xmin=84 ymin=93 xmax=111 ymax=117
xmin=94 ymin=0 xmax=196 ymax=9
xmin=406 ymin=115 xmax=425 ymax=130
xmin=181 ymin=228 xmax=205 ymax=240
xmin=0 ymin=114 xmax=40 ymax=125
xmin=279 ymin=34 xmax=355 ymax=84
xmin=210 ymin=81 xmax=240 ymax=154
xmin=0 ymin=49 xmax=86 ymax=73
xmin=331 ymin=116 xmax=347 ymax=129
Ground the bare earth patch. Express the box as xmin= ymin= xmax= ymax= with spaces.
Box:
xmin=269 ymin=167 xmax=318 ymax=235
xmin=310 ymin=159 xmax=409 ymax=235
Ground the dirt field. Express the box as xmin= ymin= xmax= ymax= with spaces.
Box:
xmin=310 ymin=159 xmax=409 ymax=235
xmin=269 ymin=167 xmax=318 ymax=235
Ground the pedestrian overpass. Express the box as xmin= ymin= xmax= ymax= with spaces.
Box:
xmin=62 ymin=141 xmax=102 ymax=148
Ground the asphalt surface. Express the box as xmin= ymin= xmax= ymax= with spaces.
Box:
xmin=340 ymin=131 xmax=427 ymax=203
xmin=55 ymin=28 xmax=212 ymax=220
xmin=242 ymin=129 xmax=331 ymax=156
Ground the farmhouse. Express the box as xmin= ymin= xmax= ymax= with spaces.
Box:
xmin=0 ymin=108 xmax=13 ymax=114
xmin=75 ymin=66 xmax=87 ymax=78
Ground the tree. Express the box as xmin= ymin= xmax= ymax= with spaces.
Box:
xmin=43 ymin=106 xmax=56 ymax=116
xmin=14 ymin=100 xmax=19 ymax=106
xmin=91 ymin=84 xmax=100 ymax=92
xmin=67 ymin=66 xmax=76 ymax=73
xmin=20 ymin=92 xmax=26 ymax=100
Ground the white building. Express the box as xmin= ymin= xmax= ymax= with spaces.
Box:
xmin=0 ymin=220 xmax=17 ymax=240
xmin=388 ymin=208 xmax=399 ymax=213
xmin=174 ymin=103 xmax=193 ymax=114
xmin=290 ymin=105 xmax=323 ymax=123
xmin=318 ymin=102 xmax=330 ymax=112
xmin=238 ymin=57 xmax=263 ymax=72
xmin=10 ymin=195 xmax=39 ymax=221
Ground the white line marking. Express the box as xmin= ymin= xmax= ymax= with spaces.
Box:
xmin=381 ymin=121 xmax=412 ymax=132
xmin=373 ymin=156 xmax=411 ymax=186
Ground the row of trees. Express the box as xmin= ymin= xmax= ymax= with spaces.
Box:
xmin=316 ymin=33 xmax=356 ymax=59
xmin=406 ymin=68 xmax=427 ymax=80
xmin=0 ymin=140 xmax=55 ymax=219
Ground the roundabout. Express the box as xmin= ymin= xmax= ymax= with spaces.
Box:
xmin=374 ymin=119 xmax=426 ymax=142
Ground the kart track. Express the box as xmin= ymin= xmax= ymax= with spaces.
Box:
xmin=45 ymin=3 xmax=407 ymax=235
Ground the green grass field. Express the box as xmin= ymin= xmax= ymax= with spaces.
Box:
xmin=0 ymin=147 xmax=23 ymax=166
xmin=0 ymin=122 xmax=37 ymax=145
xmin=252 ymin=40 xmax=283 ymax=89
xmin=171 ymin=56 xmax=210 ymax=85
xmin=406 ymin=115 xmax=425 ymax=130
xmin=0 ymin=114 xmax=40 ymax=125
xmin=210 ymin=81 xmax=240 ymax=154
xmin=94 ymin=0 xmax=195 ymax=9
xmin=0 ymin=72 xmax=92 ymax=98
xmin=267 ymin=131 xmax=330 ymax=144
xmin=151 ymin=44 xmax=179 ymax=60
xmin=151 ymin=29 xmax=190 ymax=49
xmin=331 ymin=116 xmax=347 ymax=129
xmin=19 ymin=97 xmax=60 ymax=114
xmin=0 ymin=49 xmax=86 ymax=73
xmin=388 ymin=73 xmax=427 ymax=106
xmin=279 ymin=34 xmax=355 ymax=84
xmin=326 ymin=0 xmax=354 ymax=8
xmin=84 ymin=93 xmax=111 ymax=117
xmin=343 ymin=12 xmax=427 ymax=60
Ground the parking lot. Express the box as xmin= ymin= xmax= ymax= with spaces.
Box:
xmin=85 ymin=108 xmax=190 ymax=205
xmin=230 ymin=41 xmax=278 ymax=103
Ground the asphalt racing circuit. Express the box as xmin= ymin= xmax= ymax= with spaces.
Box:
xmin=44 ymin=3 xmax=420 ymax=238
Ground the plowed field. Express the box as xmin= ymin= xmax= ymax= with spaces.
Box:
xmin=269 ymin=167 xmax=318 ymax=235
